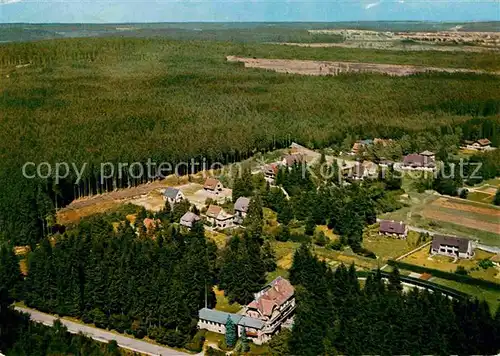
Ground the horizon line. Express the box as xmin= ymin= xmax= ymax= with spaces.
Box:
xmin=1 ymin=20 xmax=499 ymax=25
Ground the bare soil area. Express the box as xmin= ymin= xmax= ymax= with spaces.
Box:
xmin=271 ymin=42 xmax=499 ymax=53
xmin=422 ymin=209 xmax=500 ymax=234
xmin=226 ymin=56 xmax=498 ymax=77
xmin=432 ymin=197 xmax=500 ymax=218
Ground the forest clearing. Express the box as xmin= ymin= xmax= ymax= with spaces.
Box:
xmin=226 ymin=55 xmax=500 ymax=76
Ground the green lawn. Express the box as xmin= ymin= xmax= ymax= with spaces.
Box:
xmin=468 ymin=191 xmax=494 ymax=204
xmin=213 ymin=287 xmax=242 ymax=314
xmin=363 ymin=227 xmax=427 ymax=261
xmin=266 ymin=267 xmax=289 ymax=283
xmin=431 ymin=277 xmax=500 ymax=313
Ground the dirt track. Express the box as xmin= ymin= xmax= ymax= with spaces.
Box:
xmin=227 ymin=56 xmax=499 ymax=77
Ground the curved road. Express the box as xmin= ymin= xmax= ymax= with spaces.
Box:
xmin=15 ymin=307 xmax=191 ymax=356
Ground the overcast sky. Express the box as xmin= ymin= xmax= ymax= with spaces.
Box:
xmin=0 ymin=0 xmax=498 ymax=23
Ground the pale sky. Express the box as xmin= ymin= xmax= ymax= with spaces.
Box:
xmin=0 ymin=0 xmax=499 ymax=23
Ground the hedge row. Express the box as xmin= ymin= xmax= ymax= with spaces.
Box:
xmin=387 ymin=260 xmax=500 ymax=291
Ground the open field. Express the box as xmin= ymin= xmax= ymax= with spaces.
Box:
xmin=382 ymin=178 xmax=500 ymax=246
xmin=363 ymin=228 xmax=426 ymax=261
xmin=401 ymin=247 xmax=500 ymax=283
xmin=422 ymin=197 xmax=500 ymax=234
xmin=227 ymin=56 xmax=499 ymax=77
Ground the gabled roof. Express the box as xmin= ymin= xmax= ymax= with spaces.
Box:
xmin=477 ymin=138 xmax=491 ymax=146
xmin=204 ymin=177 xmax=221 ymax=190
xmin=199 ymin=308 xmax=242 ymax=325
xmin=180 ymin=211 xmax=200 ymax=224
xmin=432 ymin=235 xmax=471 ymax=253
xmin=420 ymin=150 xmax=435 ymax=156
xmin=163 ymin=187 xmax=180 ymax=199
xmin=379 ymin=220 xmax=406 ymax=235
xmin=206 ymin=205 xmax=223 ymax=218
xmin=198 ymin=308 xmax=264 ymax=330
xmin=239 ymin=316 xmax=264 ymax=329
xmin=234 ymin=197 xmax=251 ymax=213
xmin=247 ymin=277 xmax=294 ymax=317
xmin=403 ymin=153 xmax=435 ymax=167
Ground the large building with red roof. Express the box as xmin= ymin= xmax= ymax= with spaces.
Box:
xmin=197 ymin=277 xmax=296 ymax=345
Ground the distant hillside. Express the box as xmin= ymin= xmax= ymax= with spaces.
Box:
xmin=0 ymin=21 xmax=498 ymax=43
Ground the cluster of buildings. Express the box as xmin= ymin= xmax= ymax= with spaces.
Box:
xmin=378 ymin=219 xmax=476 ymax=260
xmin=162 ymin=179 xmax=251 ymax=230
xmin=262 ymin=152 xmax=306 ymax=183
xmin=462 ymin=138 xmax=495 ymax=152
xmin=198 ymin=277 xmax=295 ymax=345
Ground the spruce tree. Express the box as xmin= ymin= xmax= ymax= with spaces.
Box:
xmin=225 ymin=315 xmax=237 ymax=348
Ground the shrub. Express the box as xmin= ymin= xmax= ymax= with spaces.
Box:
xmin=185 ymin=330 xmax=206 ymax=352
xmin=478 ymin=259 xmax=494 ymax=270
xmin=328 ymin=240 xmax=343 ymax=251
xmin=455 ymin=266 xmax=468 ymax=275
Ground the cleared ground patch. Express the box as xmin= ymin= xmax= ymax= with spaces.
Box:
xmin=227 ymin=56 xmax=499 ymax=77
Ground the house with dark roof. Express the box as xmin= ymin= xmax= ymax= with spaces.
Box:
xmin=198 ymin=277 xmax=295 ymax=345
xmin=379 ymin=220 xmax=407 ymax=238
xmin=430 ymin=235 xmax=474 ymax=259
xmin=162 ymin=187 xmax=184 ymax=205
xmin=234 ymin=196 xmax=251 ymax=224
xmin=401 ymin=153 xmax=436 ymax=170
xmin=203 ymin=178 xmax=223 ymax=195
xmin=180 ymin=211 xmax=201 ymax=229
xmin=204 ymin=205 xmax=234 ymax=229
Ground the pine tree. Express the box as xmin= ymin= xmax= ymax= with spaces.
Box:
xmin=388 ymin=266 xmax=402 ymax=293
xmin=225 ymin=315 xmax=237 ymax=348
xmin=244 ymin=195 xmax=263 ymax=240
xmin=240 ymin=328 xmax=250 ymax=352
xmin=261 ymin=240 xmax=277 ymax=272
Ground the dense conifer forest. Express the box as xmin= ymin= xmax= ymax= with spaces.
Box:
xmin=0 ymin=254 xmax=126 ymax=356
xmin=0 ymin=37 xmax=498 ymax=246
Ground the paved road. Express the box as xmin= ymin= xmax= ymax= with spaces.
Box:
xmin=15 ymin=307 xmax=190 ymax=356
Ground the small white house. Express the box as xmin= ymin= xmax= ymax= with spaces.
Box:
xmin=205 ymin=205 xmax=234 ymax=229
xmin=163 ymin=187 xmax=184 ymax=205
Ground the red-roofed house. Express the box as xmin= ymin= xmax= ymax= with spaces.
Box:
xmin=465 ymin=139 xmax=493 ymax=151
xmin=244 ymin=276 xmax=296 ymax=344
xmin=204 ymin=205 xmax=234 ymax=229
xmin=203 ymin=178 xmax=223 ymax=195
